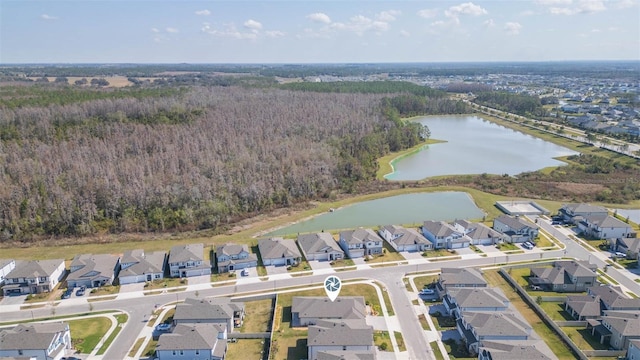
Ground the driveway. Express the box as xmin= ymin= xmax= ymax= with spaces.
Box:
xmin=478 ymin=244 xmax=501 ymax=255
xmin=1 ymin=294 xmax=26 ymax=306
xmin=187 ymin=275 xmax=210 ymax=287
xmin=265 ymin=265 xmax=289 ymax=276
xmin=307 ymin=260 xmax=333 ymax=272
xmin=455 ymin=247 xmax=475 ymax=256
xmin=400 ymin=251 xmax=424 ymax=261
xmin=120 ymin=283 xmax=144 ymax=293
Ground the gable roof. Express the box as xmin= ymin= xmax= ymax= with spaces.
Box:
xmin=308 ymin=319 xmax=373 ymax=347
xmin=422 ymin=220 xmax=459 ymax=237
xmin=601 ymin=311 xmax=640 ymax=336
xmin=589 ymin=285 xmax=640 ymax=310
xmin=157 ymin=323 xmax=225 ymax=351
xmin=494 ymin=215 xmax=538 ymax=231
xmin=174 ymin=297 xmax=244 ymax=322
xmin=68 ymin=253 xmax=119 ymax=281
xmin=455 ymin=221 xmax=502 ymax=240
xmin=562 ymin=203 xmax=607 ymax=215
xmin=6 ymin=259 xmax=64 ymax=279
xmin=169 ymin=243 xmax=204 ymax=263
xmin=583 ymin=214 xmax=632 ymax=229
xmin=531 ymin=261 xmax=597 ymax=286
xmin=119 ymin=250 xmax=166 ymax=277
xmin=617 ymin=238 xmax=640 ymax=253
xmin=292 ymin=296 xmax=366 ymax=320
xmin=258 ymin=237 xmax=302 ymax=260
xmin=381 ymin=225 xmax=429 ymax=246
xmin=447 ymin=287 xmax=509 ymax=309
xmin=298 ymin=233 xmax=343 ymax=255
xmin=480 ymin=340 xmax=553 ymax=360
xmin=340 ymin=228 xmax=381 ymax=245
xmin=0 ymin=322 xmax=68 ymax=350
xmin=315 ymin=350 xmax=376 ymax=360
xmin=216 ymin=243 xmax=248 ymax=258
xmin=461 ymin=311 xmax=532 ymax=338
xmin=440 ymin=268 xmax=487 ymax=287
xmin=565 ymin=294 xmax=601 ymax=318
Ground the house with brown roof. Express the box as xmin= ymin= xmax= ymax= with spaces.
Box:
xmin=307 ymin=319 xmax=375 ymax=360
xmin=215 ymin=243 xmax=257 ymax=273
xmin=436 ymin=267 xmax=487 ymax=298
xmin=0 ymin=322 xmax=71 ymax=360
xmin=257 ymin=237 xmax=302 ymax=267
xmin=292 ymin=296 xmax=366 ymax=326
xmin=297 ymin=233 xmax=344 ymax=262
xmin=378 ymin=225 xmax=431 ymax=252
xmin=156 ymin=323 xmax=227 ymax=360
xmin=174 ymin=297 xmax=244 ymax=330
xmin=529 ymin=260 xmax=598 ymax=292
xmin=493 ymin=215 xmax=539 ymax=243
xmin=67 ymin=253 xmax=120 ymax=289
xmin=2 ymin=259 xmax=66 ymax=296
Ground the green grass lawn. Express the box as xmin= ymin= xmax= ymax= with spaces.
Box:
xmin=89 ymin=285 xmax=120 ymax=297
xmin=226 ymin=339 xmax=267 ymax=360
xmin=394 ymin=331 xmax=407 ymax=351
xmin=277 ymin=283 xmax=383 ymax=317
xmin=128 ymin=337 xmax=146 ymax=357
xmin=240 ymin=298 xmax=274 ymax=333
xmin=429 ymin=313 xmax=456 ymax=331
xmin=330 ymin=258 xmax=355 ymax=268
xmin=418 ymin=314 xmax=431 ymax=330
xmin=373 ymin=330 xmax=393 ymax=351
xmin=144 ymin=278 xmax=187 ymax=290
xmin=364 ymin=242 xmax=405 ymax=264
xmin=496 ymin=242 xmax=520 ymax=251
xmin=422 ymin=249 xmax=458 ymax=258
xmin=538 ymin=301 xmax=573 ymax=321
xmin=143 ymin=339 xmax=158 ymax=357
xmin=430 ymin=341 xmax=444 ymax=359
xmin=561 ymin=326 xmax=609 ymax=351
xmin=96 ymin=313 xmax=128 ymax=355
xmin=68 ymin=316 xmax=112 ymax=353
xmin=443 ymin=339 xmax=475 ymax=360
xmin=413 ymin=274 xmax=439 ymax=290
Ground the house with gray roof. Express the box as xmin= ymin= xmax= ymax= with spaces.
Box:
xmin=338 ymin=228 xmax=383 ymax=259
xmin=2 ymin=259 xmax=65 ymax=296
xmin=628 ymin=339 xmax=640 ymax=360
xmin=564 ymin=294 xmax=601 ymax=320
xmin=0 ymin=322 xmax=71 ymax=360
xmin=118 ymin=249 xmax=166 ymax=285
xmin=67 ymin=253 xmax=120 ymax=289
xmin=378 ymin=225 xmax=431 ymax=252
xmin=292 ymin=296 xmax=366 ymax=326
xmin=559 ymin=203 xmax=608 ymax=223
xmin=156 ymin=323 xmax=227 ymax=360
xmin=297 ymin=233 xmax=344 ymax=262
xmin=588 ymin=311 xmax=640 ymax=350
xmin=174 ymin=297 xmax=244 ymax=330
xmin=492 ymin=215 xmax=539 ymax=243
xmin=307 ymin=319 xmax=375 ymax=360
xmin=614 ymin=238 xmax=640 ymax=260
xmin=257 ymin=237 xmax=301 ymax=267
xmin=479 ymin=340 xmax=555 ymax=360
xmin=314 ymin=350 xmax=375 ymax=360
xmin=457 ymin=311 xmax=534 ymax=355
xmin=0 ymin=259 xmax=16 ymax=286
xmin=215 ymin=243 xmax=257 ymax=273
xmin=421 ymin=220 xmax=471 ymax=249
xmin=444 ymin=288 xmax=509 ymax=317
xmin=169 ymin=243 xmax=211 ymax=278
xmin=588 ymin=285 xmax=640 ymax=312
xmin=576 ymin=214 xmax=633 ymax=241
xmin=529 ymin=260 xmax=598 ymax=292
xmin=453 ymin=220 xmax=504 ymax=246
xmin=436 ymin=267 xmax=487 ymax=298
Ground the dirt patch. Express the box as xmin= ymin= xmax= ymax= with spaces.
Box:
xmin=549 ymin=182 xmax=607 ymax=195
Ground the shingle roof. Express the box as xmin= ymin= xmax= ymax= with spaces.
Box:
xmin=447 ymin=288 xmax=509 ymax=309
xmin=174 ymin=297 xmax=243 ymax=322
xmin=531 ymin=261 xmax=596 ymax=286
xmin=258 ymin=237 xmax=302 ymax=260
xmin=6 ymin=259 xmax=64 ymax=279
xmin=169 ymin=243 xmax=204 ymax=263
xmin=308 ymin=319 xmax=373 ymax=347
xmin=119 ymin=250 xmax=166 ymax=277
xmin=589 ymin=285 xmax=640 ymax=310
xmin=495 ymin=215 xmax=538 ymax=231
xmin=0 ymin=322 xmax=68 ymax=350
xmin=565 ymin=294 xmax=601 ymax=318
xmin=439 ymin=268 xmax=487 ymax=287
xmin=315 ymin=350 xmax=376 ymax=360
xmin=455 ymin=221 xmax=502 ymax=240
xmin=617 ymin=238 xmax=640 ymax=253
xmin=480 ymin=340 xmax=553 ymax=360
xmin=422 ymin=221 xmax=458 ymax=237
xmin=68 ymin=253 xmax=119 ymax=282
xmin=461 ymin=311 xmax=532 ymax=338
xmin=298 ymin=233 xmax=343 ymax=255
xmin=0 ymin=259 xmax=14 ymax=269
xmin=339 ymin=228 xmax=381 ymax=246
xmin=156 ymin=323 xmax=225 ymax=350
xmin=602 ymin=311 xmax=640 ymax=336
xmin=292 ymin=297 xmax=366 ymax=320
xmin=215 ymin=243 xmax=257 ymax=266
xmin=381 ymin=226 xmax=429 ymax=246
xmin=583 ymin=214 xmax=631 ymax=229
xmin=563 ymin=203 xmax=607 ymax=215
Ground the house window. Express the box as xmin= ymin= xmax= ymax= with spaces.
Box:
xmin=343 ymin=346 xmax=347 ymax=350
xmin=196 ymin=350 xmax=200 ymax=355
xmin=172 ymin=351 xmax=177 ymax=355
xmin=180 ymin=350 xmax=184 ymax=355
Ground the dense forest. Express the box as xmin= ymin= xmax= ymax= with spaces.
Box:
xmin=0 ymin=81 xmax=467 ymax=241
xmin=473 ymin=91 xmax=546 ymax=117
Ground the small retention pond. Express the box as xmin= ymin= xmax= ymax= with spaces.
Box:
xmin=266 ymin=192 xmax=484 ymax=236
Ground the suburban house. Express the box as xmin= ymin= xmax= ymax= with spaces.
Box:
xmin=338 ymin=228 xmax=383 ymax=259
xmin=0 ymin=322 xmax=72 ymax=360
xmin=614 ymin=238 xmax=640 ymax=259
xmin=66 ymin=253 xmax=120 ymax=289
xmin=587 ymin=285 xmax=640 ymax=312
xmin=576 ymin=214 xmax=633 ymax=240
xmin=168 ymin=243 xmax=211 ymax=278
xmin=559 ymin=203 xmax=608 ymax=224
xmin=457 ymin=311 xmax=533 ymax=354
xmin=378 ymin=225 xmax=432 ymax=252
xmin=628 ymin=339 xmax=640 ymax=360
xmin=307 ymin=319 xmax=375 ymax=360
xmin=588 ymin=310 xmax=640 ymax=350
xmin=257 ymin=237 xmax=302 ymax=267
xmin=478 ymin=340 xmax=554 ymax=360
xmin=0 ymin=259 xmax=16 ymax=285
xmin=297 ymin=233 xmax=344 ymax=262
xmin=421 ymin=220 xmax=471 ymax=249
xmin=174 ymin=297 xmax=244 ymax=330
xmin=291 ymin=296 xmax=366 ymax=326
xmin=215 ymin=243 xmax=257 ymax=273
xmin=453 ymin=220 xmax=504 ymax=246
xmin=436 ymin=267 xmax=487 ymax=299
xmin=529 ymin=260 xmax=598 ymax=292
xmin=444 ymin=288 xmax=510 ymax=317
xmin=156 ymin=323 xmax=227 ymax=360
xmin=2 ymin=259 xmax=66 ymax=296
xmin=492 ymin=215 xmax=539 ymax=243
xmin=118 ymin=249 xmax=167 ymax=285
xmin=564 ymin=294 xmax=602 ymax=320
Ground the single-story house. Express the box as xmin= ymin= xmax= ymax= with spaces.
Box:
xmin=378 ymin=225 xmax=431 ymax=252
xmin=67 ymin=253 xmax=120 ymax=289
xmin=307 ymin=319 xmax=375 ymax=360
xmin=174 ymin=297 xmax=244 ymax=330
xmin=338 ymin=228 xmax=383 ymax=259
xmin=156 ymin=323 xmax=227 ymax=360
xmin=2 ymin=259 xmax=66 ymax=296
xmin=436 ymin=267 xmax=487 ymax=298
xmin=215 ymin=243 xmax=257 ymax=273
xmin=297 ymin=233 xmax=344 ymax=262
xmin=291 ymin=296 xmax=366 ymax=326
xmin=588 ymin=285 xmax=640 ymax=312
xmin=169 ymin=243 xmax=211 ymax=278
xmin=457 ymin=311 xmax=533 ymax=355
xmin=0 ymin=322 xmax=72 ymax=360
xmin=444 ymin=288 xmax=509 ymax=317
xmin=564 ymin=294 xmax=602 ymax=320
xmin=257 ymin=237 xmax=302 ymax=267
xmin=118 ymin=249 xmax=166 ymax=285
xmin=529 ymin=260 xmax=598 ymax=293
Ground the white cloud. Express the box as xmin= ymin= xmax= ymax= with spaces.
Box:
xmin=307 ymin=12 xmax=331 ymax=24
xmin=417 ymin=8 xmax=438 ymax=18
xmin=545 ymin=0 xmax=607 ymax=14
xmin=504 ymin=21 xmax=522 ymax=35
xmin=534 ymin=0 xmax=572 ymax=5
xmin=265 ymin=30 xmax=285 ymax=38
xmin=330 ymin=15 xmax=390 ymax=35
xmin=520 ymin=10 xmax=536 ymax=16
xmin=151 ymin=28 xmax=160 ymax=33
xmin=377 ymin=10 xmax=401 ymax=22
xmin=445 ymin=2 xmax=488 ymax=18
xmin=195 ymin=9 xmax=211 ymax=16
xmin=244 ymin=19 xmax=263 ymax=31
xmin=166 ymin=27 xmax=179 ymax=33
xmin=483 ymin=19 xmax=495 ymax=27
xmin=615 ymin=0 xmax=637 ymax=8
xmin=40 ymin=14 xmax=58 ymax=20
xmin=399 ymin=30 xmax=411 ymax=37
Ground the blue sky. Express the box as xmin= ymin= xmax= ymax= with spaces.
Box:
xmin=1 ymin=0 xmax=638 ymax=63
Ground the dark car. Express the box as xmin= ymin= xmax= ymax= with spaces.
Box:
xmin=75 ymin=287 xmax=85 ymax=296
xmin=61 ymin=290 xmax=71 ymax=299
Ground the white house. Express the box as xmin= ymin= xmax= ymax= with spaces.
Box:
xmin=338 ymin=228 xmax=383 ymax=258
xmin=453 ymin=220 xmax=503 ymax=246
xmin=0 ymin=322 xmax=72 ymax=360
xmin=307 ymin=319 xmax=375 ymax=360
xmin=118 ymin=249 xmax=166 ymax=285
xmin=576 ymin=215 xmax=633 ymax=241
xmin=156 ymin=324 xmax=227 ymax=360
xmin=0 ymin=259 xmax=16 ymax=285
xmin=2 ymin=259 xmax=66 ymax=296
xmin=169 ymin=243 xmax=211 ymax=278
xmin=67 ymin=253 xmax=120 ymax=289
xmin=297 ymin=233 xmax=344 ymax=262
xmin=257 ymin=237 xmax=302 ymax=267
xmin=379 ymin=225 xmax=432 ymax=252
xmin=421 ymin=220 xmax=471 ymax=249
xmin=492 ymin=215 xmax=539 ymax=243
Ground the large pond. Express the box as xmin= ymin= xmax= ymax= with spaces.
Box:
xmin=613 ymin=209 xmax=640 ymax=225
xmin=385 ymin=115 xmax=578 ymax=181
xmin=266 ymin=192 xmax=484 ymax=236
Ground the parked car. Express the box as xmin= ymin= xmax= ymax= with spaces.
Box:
xmin=419 ymin=288 xmax=435 ymax=295
xmin=155 ymin=323 xmax=171 ymax=332
xmin=61 ymin=290 xmax=72 ymax=299
xmin=613 ymin=252 xmax=627 ymax=259
xmin=530 ymin=285 xmax=542 ymax=290
xmin=241 ymin=268 xmax=249 ymax=277
xmin=75 ymin=287 xmax=85 ymax=296
xmin=522 ymin=242 xmax=534 ymax=250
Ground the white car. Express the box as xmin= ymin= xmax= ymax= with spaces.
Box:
xmin=419 ymin=289 xmax=435 ymax=295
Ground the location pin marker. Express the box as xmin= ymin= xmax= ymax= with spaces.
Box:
xmin=324 ymin=275 xmax=342 ymax=302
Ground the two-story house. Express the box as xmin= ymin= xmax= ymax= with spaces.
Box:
xmin=0 ymin=259 xmax=16 ymax=285
xmin=67 ymin=253 xmax=120 ymax=289
xmin=577 ymin=214 xmax=633 ymax=241
xmin=215 ymin=243 xmax=257 ymax=273
xmin=0 ymin=322 xmax=72 ymax=360
xmin=307 ymin=319 xmax=375 ymax=360
xmin=559 ymin=203 xmax=608 ymax=224
xmin=590 ymin=311 xmax=640 ymax=350
xmin=169 ymin=243 xmax=211 ymax=278
xmin=2 ymin=259 xmax=66 ymax=296
xmin=529 ymin=260 xmax=598 ymax=292
xmin=338 ymin=228 xmax=383 ymax=259
xmin=118 ymin=249 xmax=167 ymax=285
xmin=492 ymin=215 xmax=539 ymax=243
xmin=453 ymin=220 xmax=504 ymax=246
xmin=436 ymin=267 xmax=487 ymax=299
xmin=588 ymin=285 xmax=640 ymax=312
xmin=421 ymin=220 xmax=470 ymax=249
xmin=378 ymin=225 xmax=431 ymax=252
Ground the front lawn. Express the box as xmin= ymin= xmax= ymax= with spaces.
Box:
xmin=443 ymin=339 xmax=475 ymax=360
xmin=143 ymin=278 xmax=186 ymax=290
xmin=89 ymin=285 xmax=120 ymax=296
xmin=68 ymin=316 xmax=112 ymax=353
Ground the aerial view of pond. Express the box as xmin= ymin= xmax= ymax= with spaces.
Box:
xmin=385 ymin=115 xmax=578 ymax=181
xmin=613 ymin=209 xmax=640 ymax=225
xmin=266 ymin=192 xmax=484 ymax=236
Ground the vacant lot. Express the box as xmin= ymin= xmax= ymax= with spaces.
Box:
xmin=240 ymin=298 xmax=274 ymax=333
xmin=68 ymin=316 xmax=111 ymax=353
